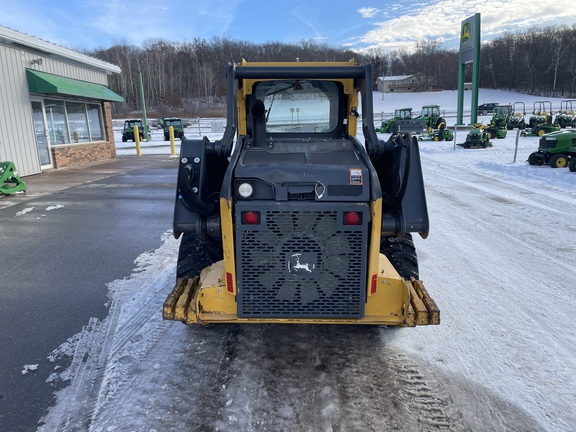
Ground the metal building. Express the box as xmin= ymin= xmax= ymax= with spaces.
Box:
xmin=0 ymin=25 xmax=123 ymax=177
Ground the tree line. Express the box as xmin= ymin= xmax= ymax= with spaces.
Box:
xmin=89 ymin=24 xmax=576 ymax=116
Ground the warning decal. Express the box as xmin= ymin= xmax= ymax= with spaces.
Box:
xmin=349 ymin=168 xmax=363 ymax=185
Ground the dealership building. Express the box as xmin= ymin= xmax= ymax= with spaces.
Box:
xmin=0 ymin=25 xmax=123 ymax=177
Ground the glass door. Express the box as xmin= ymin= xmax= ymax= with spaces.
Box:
xmin=31 ymin=100 xmax=52 ymax=167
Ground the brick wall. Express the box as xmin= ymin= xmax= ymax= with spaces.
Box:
xmin=51 ymin=101 xmax=117 ymax=169
xmin=102 ymin=102 xmax=117 ymax=159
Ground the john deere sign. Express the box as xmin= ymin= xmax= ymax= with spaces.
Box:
xmin=459 ymin=15 xmax=479 ymax=63
xmin=457 ymin=13 xmax=481 ymax=125
xmin=461 ymin=22 xmax=472 ymax=46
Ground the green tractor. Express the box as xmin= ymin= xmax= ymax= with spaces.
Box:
xmin=163 ymin=117 xmax=185 ymax=141
xmin=528 ymin=129 xmax=576 ymax=168
xmin=458 ymin=126 xmax=492 ymax=148
xmin=522 ymin=101 xmax=560 ymax=137
xmin=376 ymin=105 xmax=446 ymax=134
xmin=485 ymin=105 xmax=511 ymax=139
xmin=417 ymin=104 xmax=446 ymax=132
xmin=554 ymin=100 xmax=576 ymax=129
xmin=377 ymin=108 xmax=425 ymax=133
xmin=507 ymin=102 xmax=527 ymax=130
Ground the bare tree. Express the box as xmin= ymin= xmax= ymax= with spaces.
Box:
xmin=88 ymin=25 xmax=576 ymax=116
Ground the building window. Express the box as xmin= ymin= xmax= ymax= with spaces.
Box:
xmin=87 ymin=103 xmax=104 ymax=141
xmin=67 ymin=102 xmax=90 ymax=143
xmin=44 ymin=99 xmax=104 ymax=145
xmin=45 ymin=99 xmax=69 ymax=144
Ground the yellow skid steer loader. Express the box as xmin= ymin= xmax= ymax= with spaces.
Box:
xmin=163 ymin=60 xmax=439 ymax=326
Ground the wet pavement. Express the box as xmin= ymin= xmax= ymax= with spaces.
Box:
xmin=1 ymin=155 xmax=179 ymax=209
xmin=0 ymin=155 xmax=179 ymax=432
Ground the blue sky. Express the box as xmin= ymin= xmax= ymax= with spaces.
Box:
xmin=1 ymin=0 xmax=575 ymax=53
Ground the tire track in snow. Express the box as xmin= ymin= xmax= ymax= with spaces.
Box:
xmin=388 ymin=352 xmax=463 ymax=430
xmin=88 ymin=248 xmax=179 ymax=429
xmin=37 ymin=208 xmax=571 ymax=430
xmin=213 ymin=325 xmax=465 ymax=432
xmin=422 ymin=162 xmax=576 ymax=278
xmin=39 ymin=232 xmax=180 ymax=431
xmin=405 ymin=156 xmax=576 ymax=431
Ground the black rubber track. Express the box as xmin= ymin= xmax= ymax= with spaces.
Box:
xmin=380 ymin=233 xmax=419 ymax=280
xmin=176 ymin=233 xmax=224 ymax=279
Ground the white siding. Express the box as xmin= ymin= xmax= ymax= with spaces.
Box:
xmin=0 ymin=44 xmax=39 ymax=176
xmin=0 ymin=43 xmax=111 ymax=176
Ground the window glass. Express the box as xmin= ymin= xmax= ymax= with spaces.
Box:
xmin=44 ymin=99 xmax=69 ymax=144
xmin=87 ymin=104 xmax=103 ymax=141
xmin=253 ymin=80 xmax=339 ymax=133
xmin=66 ymin=102 xmax=90 ymax=143
xmin=164 ymin=118 xmax=181 ymax=127
xmin=124 ymin=120 xmax=143 ymax=131
xmin=43 ymin=100 xmax=105 ymax=144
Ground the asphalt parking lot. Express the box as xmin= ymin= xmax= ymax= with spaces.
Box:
xmin=0 ymin=155 xmax=179 ymax=432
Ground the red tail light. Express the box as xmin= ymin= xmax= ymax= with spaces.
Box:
xmin=242 ymin=211 xmax=260 ymax=225
xmin=344 ymin=211 xmax=361 ymax=225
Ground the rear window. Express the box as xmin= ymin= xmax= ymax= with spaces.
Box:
xmin=253 ymin=80 xmax=340 ymax=134
xmin=124 ymin=120 xmax=142 ymax=129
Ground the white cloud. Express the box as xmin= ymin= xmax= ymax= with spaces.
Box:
xmin=353 ymin=0 xmax=576 ymax=52
xmin=358 ymin=7 xmax=378 ymax=19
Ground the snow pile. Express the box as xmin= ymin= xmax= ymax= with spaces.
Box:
xmin=15 ymin=207 xmax=34 ymax=216
xmin=45 ymin=204 xmax=65 ymax=211
xmin=21 ymin=364 xmax=39 ymax=375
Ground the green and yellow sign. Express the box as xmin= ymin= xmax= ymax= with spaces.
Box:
xmin=461 ymin=22 xmax=472 ymax=45
xmin=457 ymin=13 xmax=481 ymax=126
xmin=460 ymin=15 xmax=480 ymax=53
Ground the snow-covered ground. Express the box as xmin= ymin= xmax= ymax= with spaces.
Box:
xmin=38 ymin=89 xmax=576 ymax=431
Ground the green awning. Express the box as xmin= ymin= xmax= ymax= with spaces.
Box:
xmin=26 ymin=69 xmax=124 ymax=102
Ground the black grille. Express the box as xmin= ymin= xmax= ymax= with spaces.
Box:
xmin=236 ymin=202 xmax=368 ymax=318
xmin=539 ymin=138 xmax=557 ymax=149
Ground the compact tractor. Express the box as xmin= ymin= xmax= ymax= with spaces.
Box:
xmin=528 ymin=129 xmax=576 ymax=168
xmin=417 ymin=104 xmax=446 ymax=132
xmin=507 ymin=102 xmax=527 ymax=130
xmin=554 ymin=100 xmax=576 ymax=128
xmin=376 ymin=105 xmax=446 ymax=135
xmin=522 ymin=101 xmax=560 ymax=136
xmin=162 ymin=60 xmax=439 ymax=326
xmin=484 ymin=105 xmax=511 ymax=139
xmin=376 ymin=108 xmax=425 ymax=134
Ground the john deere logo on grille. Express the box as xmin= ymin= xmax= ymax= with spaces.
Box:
xmin=287 ymin=252 xmax=317 ymax=277
xmin=461 ymin=22 xmax=472 ymax=45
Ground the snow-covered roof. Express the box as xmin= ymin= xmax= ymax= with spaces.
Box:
xmin=0 ymin=25 xmax=121 ymax=74
xmin=377 ymin=75 xmax=415 ymax=82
